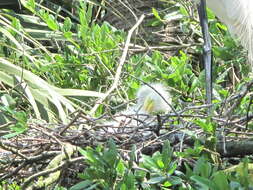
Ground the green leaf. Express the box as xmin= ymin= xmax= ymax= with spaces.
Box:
xmin=123 ymin=172 xmax=136 ymax=189
xmin=0 ymin=58 xmax=75 ymax=123
xmin=46 ymin=15 xmax=59 ymax=31
xmin=194 ymin=119 xmax=215 ymax=133
xmin=212 ymin=172 xmax=229 ymax=190
xmin=120 ymin=184 xmax=127 ymax=190
xmin=191 ymin=176 xmax=210 ymax=190
xmin=70 ymin=180 xmax=93 ymax=190
xmin=141 ymin=154 xmax=159 ymax=171
xmin=116 ymin=160 xmax=125 ymax=176
xmin=104 ymin=139 xmax=118 ymax=166
xmin=163 ymin=181 xmax=172 ymax=187
xmin=169 ymin=176 xmax=183 ymax=186
xmin=1 ymin=94 xmax=16 ymax=109
xmin=146 ymin=176 xmax=166 ymax=184
xmin=128 ymin=145 xmax=136 ymax=169
xmin=63 ymin=17 xmax=72 ymax=32
xmin=152 ymin=8 xmax=162 ymax=21
xmin=21 ymin=0 xmax=36 ymax=13
xmin=162 ymin=140 xmax=172 ymax=171
xmin=2 ymin=128 xmax=27 ymax=139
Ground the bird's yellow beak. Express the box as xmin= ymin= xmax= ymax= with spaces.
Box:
xmin=143 ymin=97 xmax=154 ymax=113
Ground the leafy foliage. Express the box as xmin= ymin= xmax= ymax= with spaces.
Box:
xmin=0 ymin=0 xmax=252 ymax=189
xmin=70 ymin=140 xmax=253 ymax=190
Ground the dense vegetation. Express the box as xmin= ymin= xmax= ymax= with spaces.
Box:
xmin=0 ymin=0 xmax=252 ymax=189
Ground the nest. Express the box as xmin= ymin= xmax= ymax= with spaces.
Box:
xmin=0 ymin=80 xmax=253 ymax=189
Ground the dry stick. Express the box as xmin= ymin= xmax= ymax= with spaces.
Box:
xmin=224 ymin=79 xmax=253 ymax=117
xmin=0 ymin=162 xmax=27 ymax=181
xmin=59 ymin=110 xmax=82 ymax=135
xmin=30 ymin=124 xmax=63 ymax=145
xmin=0 ymin=151 xmax=59 ymax=165
xmin=0 ymin=141 xmax=28 ymax=160
xmin=0 ymin=122 xmax=15 ymax=129
xmin=21 ymin=157 xmax=84 ymax=190
xmin=89 ymin=14 xmax=145 ymax=115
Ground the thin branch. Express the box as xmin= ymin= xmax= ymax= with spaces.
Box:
xmin=21 ymin=157 xmax=84 ymax=190
xmin=89 ymin=14 xmax=145 ymax=115
xmin=224 ymin=80 xmax=253 ymax=117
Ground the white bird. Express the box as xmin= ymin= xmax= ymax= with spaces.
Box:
xmin=194 ymin=0 xmax=253 ymax=109
xmin=136 ymin=83 xmax=171 ymax=114
xmin=204 ymin=0 xmax=253 ymax=64
xmin=104 ymin=83 xmax=172 ymax=133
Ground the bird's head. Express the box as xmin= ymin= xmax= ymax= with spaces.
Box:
xmin=137 ymin=83 xmax=171 ymax=114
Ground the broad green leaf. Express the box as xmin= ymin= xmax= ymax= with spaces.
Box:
xmin=190 ymin=176 xmax=216 ymax=190
xmin=212 ymin=172 xmax=229 ymax=190
xmin=45 ymin=15 xmax=59 ymax=31
xmin=162 ymin=140 xmax=172 ymax=171
xmin=146 ymin=176 xmax=166 ymax=184
xmin=70 ymin=181 xmax=93 ymax=190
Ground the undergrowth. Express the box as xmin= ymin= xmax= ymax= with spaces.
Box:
xmin=0 ymin=0 xmax=252 ymax=189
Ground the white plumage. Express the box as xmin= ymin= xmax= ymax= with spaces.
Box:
xmin=137 ymin=83 xmax=171 ymax=114
xmin=104 ymin=83 xmax=171 ymax=133
xmin=205 ymin=0 xmax=253 ymax=64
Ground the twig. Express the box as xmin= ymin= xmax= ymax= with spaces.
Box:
xmin=89 ymin=14 xmax=145 ymax=115
xmin=59 ymin=111 xmax=82 ymax=135
xmin=21 ymin=157 xmax=84 ymax=190
xmin=0 ymin=141 xmax=28 ymax=160
xmin=31 ymin=124 xmax=63 ymax=145
xmin=0 ymin=122 xmax=15 ymax=129
xmin=0 ymin=162 xmax=27 ymax=181
xmin=224 ymin=80 xmax=253 ymax=117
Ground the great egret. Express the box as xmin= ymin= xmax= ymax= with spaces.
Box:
xmin=105 ymin=83 xmax=171 ymax=132
xmin=195 ymin=0 xmax=253 ymax=112
xmin=205 ymin=0 xmax=253 ymax=63
xmin=137 ymin=83 xmax=171 ymax=114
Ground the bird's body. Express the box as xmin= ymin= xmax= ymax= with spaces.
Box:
xmin=137 ymin=83 xmax=171 ymax=114
xmin=104 ymin=83 xmax=171 ymax=133
xmin=205 ymin=0 xmax=253 ymax=64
